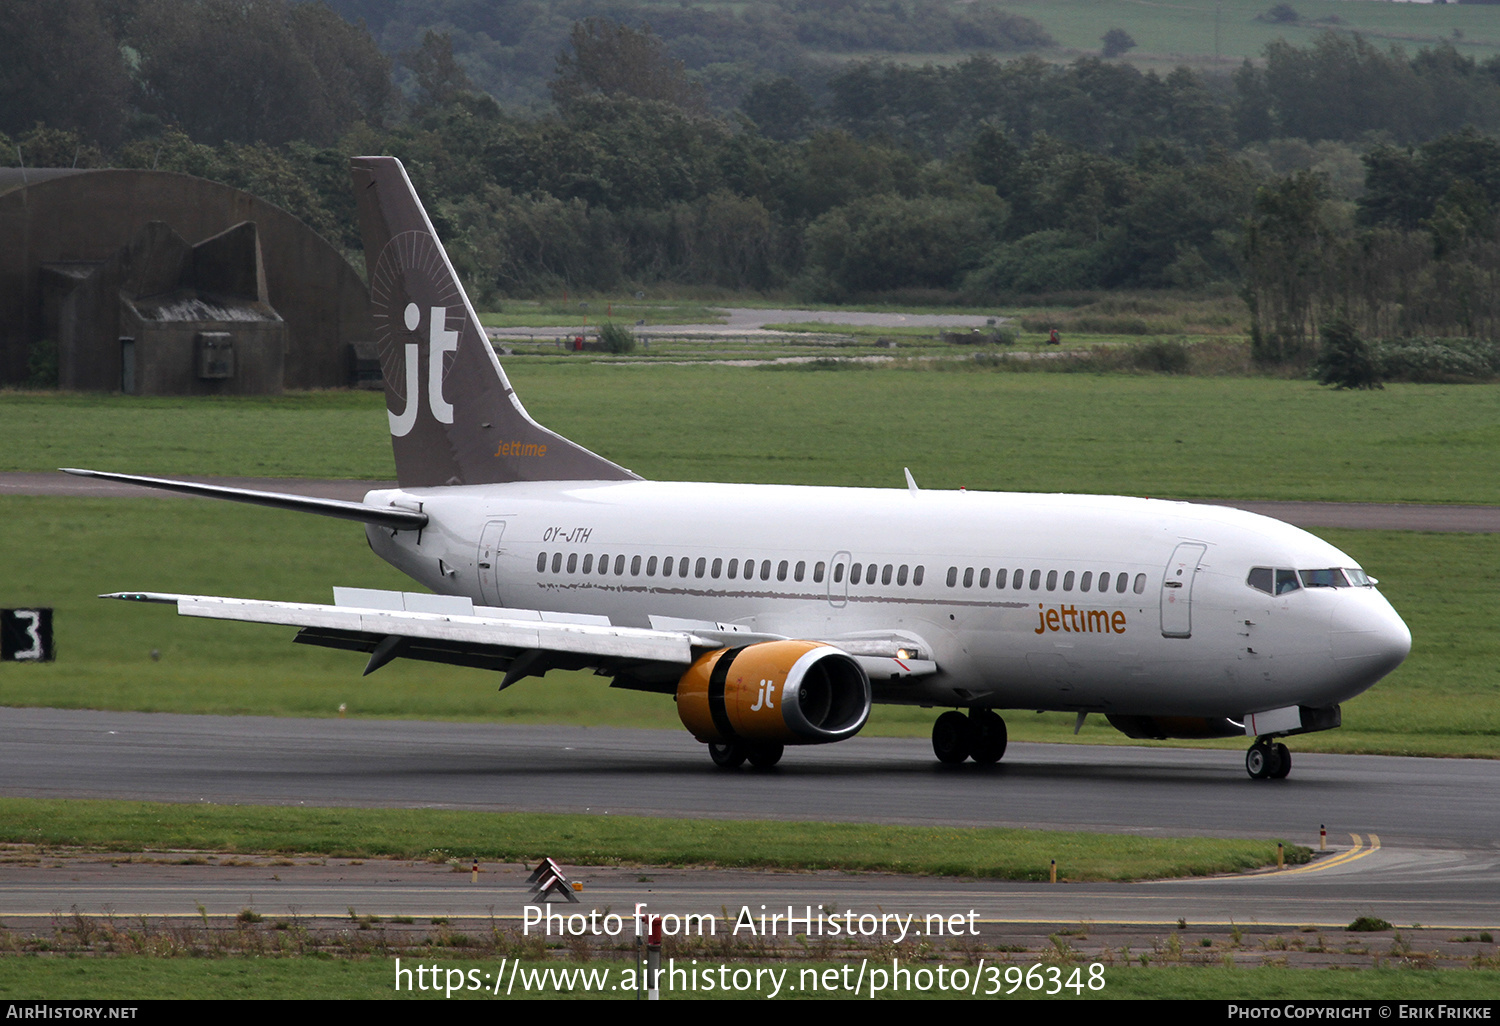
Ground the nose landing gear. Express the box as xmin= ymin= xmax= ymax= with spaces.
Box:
xmin=1245 ymin=738 xmax=1291 ymax=780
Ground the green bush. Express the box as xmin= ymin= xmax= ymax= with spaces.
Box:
xmin=597 ymin=321 xmax=636 ymax=354
xmin=1315 ymin=317 xmax=1382 ymax=390
xmin=1372 ymin=337 xmax=1500 ymax=383
xmin=1133 ymin=339 xmax=1190 ymax=374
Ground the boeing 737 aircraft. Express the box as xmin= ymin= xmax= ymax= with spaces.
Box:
xmin=71 ymin=156 xmax=1412 ymax=780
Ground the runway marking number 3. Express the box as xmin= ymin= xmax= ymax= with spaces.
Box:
xmin=2 ymin=608 xmax=54 ymax=662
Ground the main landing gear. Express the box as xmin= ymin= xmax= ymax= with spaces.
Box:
xmin=708 ymin=740 xmax=784 ymax=770
xmin=932 ymin=709 xmax=1008 ymax=765
xmin=1245 ymin=737 xmax=1291 ymax=780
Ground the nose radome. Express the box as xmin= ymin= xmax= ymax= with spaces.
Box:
xmin=1330 ymin=593 xmax=1411 ymax=684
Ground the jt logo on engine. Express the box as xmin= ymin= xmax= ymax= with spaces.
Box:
xmin=749 ymin=679 xmax=777 ymax=711
xmin=388 ymin=303 xmax=458 ymax=437
xmin=1 ymin=608 xmax=54 ymax=662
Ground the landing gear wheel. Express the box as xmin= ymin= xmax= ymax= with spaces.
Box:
xmin=709 ymin=741 xmax=747 ymax=769
xmin=969 ymin=710 xmax=1008 ymax=764
xmin=1270 ymin=742 xmax=1291 ymax=779
xmin=1245 ymin=742 xmax=1269 ymax=779
xmin=1245 ymin=739 xmax=1285 ymax=780
xmin=932 ymin=711 xmax=973 ymax=764
xmin=747 ymin=743 xmax=784 ymax=769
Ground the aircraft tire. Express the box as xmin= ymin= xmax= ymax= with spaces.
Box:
xmin=932 ymin=711 xmax=973 ymax=764
xmin=1271 ymin=743 xmax=1291 ymax=779
xmin=1245 ymin=742 xmax=1271 ymax=779
xmin=747 ymin=743 xmax=784 ymax=769
xmin=969 ymin=710 xmax=1008 ymax=764
xmin=709 ymin=741 xmax=747 ymax=769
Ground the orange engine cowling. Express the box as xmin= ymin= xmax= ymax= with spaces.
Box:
xmin=676 ymin=641 xmax=871 ymax=746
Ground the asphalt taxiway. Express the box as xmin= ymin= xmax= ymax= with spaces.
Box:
xmin=2 ymin=709 xmax=1497 ymax=929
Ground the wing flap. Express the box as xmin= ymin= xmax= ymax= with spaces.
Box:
xmin=105 ymin=592 xmax=695 ymax=664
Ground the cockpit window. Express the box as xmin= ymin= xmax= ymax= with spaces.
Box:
xmin=1345 ymin=568 xmax=1372 ymax=587
xmin=1274 ymin=569 xmax=1300 ymax=594
xmin=1299 ymin=568 xmax=1349 ymax=588
xmin=1247 ymin=567 xmax=1273 ymax=594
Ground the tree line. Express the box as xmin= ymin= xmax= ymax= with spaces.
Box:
xmin=7 ymin=2 xmax=1500 ymax=350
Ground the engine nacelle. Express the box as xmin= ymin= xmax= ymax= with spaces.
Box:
xmin=677 ymin=641 xmax=871 ymax=746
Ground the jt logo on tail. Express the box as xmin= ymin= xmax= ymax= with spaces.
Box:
xmin=350 ymin=156 xmax=638 ymax=488
xmin=387 ymin=302 xmax=457 ymax=437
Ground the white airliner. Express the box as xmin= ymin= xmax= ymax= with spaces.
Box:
xmin=71 ymin=157 xmax=1412 ymax=780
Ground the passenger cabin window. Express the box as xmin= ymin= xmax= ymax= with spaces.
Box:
xmin=567 ymin=553 xmax=578 ymax=574
xmin=834 ymin=564 xmax=845 ymax=584
xmin=946 ymin=567 xmax=957 ymax=588
xmin=551 ymin=552 xmax=562 ymax=574
xmin=795 ymin=561 xmax=805 ymax=582
xmin=1063 ymin=570 xmax=1074 ymax=591
xmin=814 ymin=562 xmax=826 ymax=583
xmin=536 ymin=552 xmax=547 ymax=572
xmin=913 ymin=565 xmax=925 ymax=586
xmin=1046 ymin=570 xmax=1058 ymax=591
xmin=1133 ymin=573 xmax=1147 ymax=594
xmin=1029 ymin=570 xmax=1041 ymax=590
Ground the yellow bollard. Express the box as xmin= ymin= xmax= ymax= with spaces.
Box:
xmin=1276 ymin=843 xmax=1284 ymax=870
xmin=1050 ymin=859 xmax=1057 ymax=884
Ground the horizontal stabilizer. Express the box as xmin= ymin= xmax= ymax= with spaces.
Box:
xmin=62 ymin=469 xmax=428 ymax=530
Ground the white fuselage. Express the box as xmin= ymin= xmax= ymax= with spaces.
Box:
xmin=363 ymin=481 xmax=1411 ymax=720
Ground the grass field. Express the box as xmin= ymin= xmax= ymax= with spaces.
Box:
xmin=5 ymin=369 xmax=1500 ymax=503
xmin=4 ymin=958 xmax=1497 ymax=1000
xmin=0 ymin=798 xmax=1294 ymax=880
xmin=992 ymin=0 xmax=1500 ymax=68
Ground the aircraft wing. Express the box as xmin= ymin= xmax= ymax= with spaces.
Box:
xmin=104 ymin=589 xmax=937 ymax=689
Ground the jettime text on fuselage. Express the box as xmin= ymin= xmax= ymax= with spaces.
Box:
xmin=1035 ymin=604 xmax=1127 ymax=635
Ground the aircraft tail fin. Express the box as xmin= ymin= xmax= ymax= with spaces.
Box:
xmin=349 ymin=157 xmax=638 ymax=488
